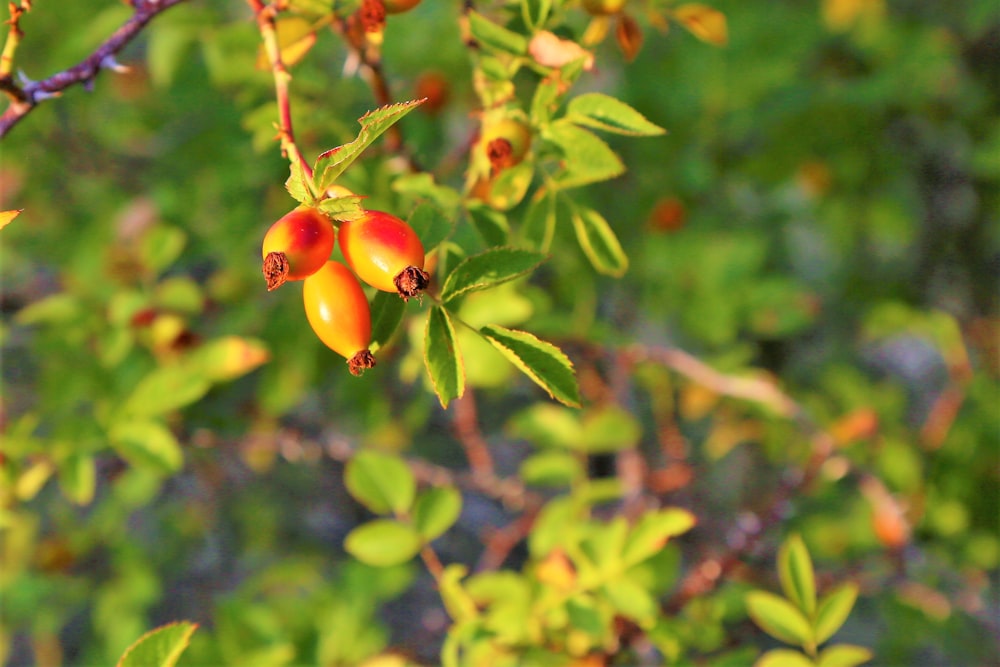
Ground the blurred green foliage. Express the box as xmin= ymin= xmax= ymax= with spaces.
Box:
xmin=1 ymin=0 xmax=998 ymax=665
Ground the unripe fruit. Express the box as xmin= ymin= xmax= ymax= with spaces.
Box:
xmin=582 ymin=0 xmax=626 ymax=15
xmin=302 ymin=261 xmax=376 ymax=376
xmin=479 ymin=118 xmax=531 ymax=173
xmin=262 ymin=207 xmax=336 ymax=291
xmin=338 ymin=210 xmax=429 ymax=300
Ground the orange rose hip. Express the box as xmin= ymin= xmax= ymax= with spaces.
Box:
xmin=262 ymin=207 xmax=335 ymax=291
xmin=338 ymin=210 xmax=429 ymax=299
xmin=302 ymin=261 xmax=376 ymax=376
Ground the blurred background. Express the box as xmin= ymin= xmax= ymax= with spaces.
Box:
xmin=1 ymin=0 xmax=997 ymax=664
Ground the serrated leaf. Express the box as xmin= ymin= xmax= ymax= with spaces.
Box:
xmin=746 ymin=591 xmax=815 ymax=647
xmin=0 ymin=209 xmax=23 ymax=230
xmin=314 ymin=99 xmax=426 ymax=191
xmin=345 ymin=519 xmax=422 ymax=567
xmin=122 ymin=366 xmax=211 ymax=418
xmin=408 ymin=202 xmax=455 ymax=251
xmin=479 ymin=325 xmax=580 ymax=407
xmin=566 ymin=93 xmax=665 ymax=136
xmin=466 ymin=203 xmax=510 ymax=247
xmin=815 ymin=583 xmax=859 ymax=644
xmin=370 ymin=291 xmax=406 ymax=352
xmin=674 ymin=3 xmax=728 ymax=46
xmin=117 ymin=621 xmax=198 ymax=667
xmin=468 ymin=11 xmax=529 ymax=55
xmin=753 ymin=648 xmax=815 ymax=667
xmin=441 ymin=247 xmax=546 ymax=302
xmin=815 ymin=644 xmax=872 ymax=667
xmin=424 ymin=306 xmax=465 ymax=409
xmin=545 ymin=121 xmax=625 ymax=188
xmin=317 ymin=195 xmax=366 ymax=221
xmin=413 ymin=487 xmax=463 ymax=542
xmin=256 ymin=16 xmax=316 ymax=69
xmin=109 ymin=419 xmax=184 ymax=474
xmin=622 ymin=508 xmax=696 ymax=566
xmin=286 ymin=159 xmax=313 ymax=204
xmin=571 ymin=205 xmax=628 ymax=277
xmin=345 ymin=450 xmax=416 ymax=515
xmin=779 ymin=534 xmax=817 ymax=617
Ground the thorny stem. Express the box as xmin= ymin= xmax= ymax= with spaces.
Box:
xmin=247 ymin=0 xmax=314 ymax=183
xmin=0 ymin=0 xmax=188 ymax=138
xmin=0 ymin=1 xmax=29 ymax=81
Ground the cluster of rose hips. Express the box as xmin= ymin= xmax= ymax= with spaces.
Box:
xmin=261 ymin=205 xmax=428 ymax=376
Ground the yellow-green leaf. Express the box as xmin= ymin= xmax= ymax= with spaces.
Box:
xmin=746 ymin=591 xmax=814 ymax=647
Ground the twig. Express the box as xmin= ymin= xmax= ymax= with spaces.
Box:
xmin=451 ymin=389 xmax=496 ymax=481
xmin=247 ymin=0 xmax=314 ymax=181
xmin=0 ymin=0 xmax=188 ymax=138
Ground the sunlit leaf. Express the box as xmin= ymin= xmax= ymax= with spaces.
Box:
xmin=571 ymin=205 xmax=629 ymax=276
xmin=544 ymin=121 xmax=625 ymax=188
xmin=778 ymin=534 xmax=817 ymax=616
xmin=0 ymin=209 xmax=23 ymax=230
xmin=815 ymin=583 xmax=859 ymax=644
xmin=479 ymin=325 xmax=580 ymax=407
xmin=673 ymin=3 xmax=728 ymax=46
xmin=816 ymin=644 xmax=873 ymax=667
xmin=345 ymin=450 xmax=417 ymax=515
xmin=413 ymin=487 xmax=463 ymax=542
xmin=345 ymin=519 xmax=422 ymax=567
xmin=117 ymin=621 xmax=198 ymax=667
xmin=468 ymin=11 xmax=529 ymax=55
xmin=109 ymin=419 xmax=184 ymax=474
xmin=566 ymin=93 xmax=665 ymax=136
xmin=424 ymin=306 xmax=465 ymax=408
xmin=745 ymin=591 xmax=814 ymax=647
xmin=441 ymin=247 xmax=546 ymax=302
xmin=622 ymin=508 xmax=696 ymax=566
xmin=754 ymin=649 xmax=815 ymax=667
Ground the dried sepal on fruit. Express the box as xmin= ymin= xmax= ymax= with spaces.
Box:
xmin=303 ymin=261 xmax=377 ymax=376
xmin=338 ymin=210 xmax=429 ymax=300
xmin=261 ymin=207 xmax=336 ymax=291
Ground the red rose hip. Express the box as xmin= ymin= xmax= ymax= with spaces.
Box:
xmin=302 ymin=261 xmax=376 ymax=376
xmin=262 ymin=207 xmax=335 ymax=291
xmin=338 ymin=210 xmax=429 ymax=299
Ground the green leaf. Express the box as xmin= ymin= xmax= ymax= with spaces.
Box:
xmin=117 ymin=621 xmax=198 ymax=667
xmin=413 ymin=487 xmax=463 ymax=542
xmin=393 ymin=172 xmax=463 ymax=211
xmin=746 ymin=591 xmax=815 ymax=647
xmin=622 ymin=508 xmax=696 ymax=566
xmin=488 ymin=161 xmax=534 ymax=211
xmin=16 ymin=293 xmax=81 ymax=326
xmin=815 ymin=644 xmax=873 ymax=667
xmin=479 ymin=325 xmax=580 ymax=407
xmin=521 ymin=0 xmax=551 ymax=30
xmin=466 ymin=203 xmax=510 ymax=247
xmin=753 ymin=648 xmax=815 ymax=667
xmin=779 ymin=534 xmax=817 ymax=616
xmin=571 ymin=205 xmax=629 ymax=277
xmin=345 ymin=519 xmax=422 ymax=567
xmin=286 ymin=158 xmax=314 ymax=204
xmin=314 ymin=99 xmax=426 ymax=191
xmin=345 ymin=450 xmax=416 ymax=515
xmin=441 ymin=247 xmax=546 ymax=302
xmin=424 ymin=306 xmax=465 ymax=409
xmin=506 ymin=403 xmax=583 ymax=449
xmin=566 ymin=93 xmax=666 ymax=136
xmin=439 ymin=564 xmax=478 ymax=622
xmin=603 ymin=577 xmax=658 ymax=627
xmin=109 ymin=419 xmax=184 ymax=474
xmin=544 ymin=121 xmax=625 ymax=188
xmin=520 ymin=451 xmax=584 ymax=487
xmin=580 ymin=405 xmax=642 ymax=453
xmin=408 ymin=202 xmax=455 ymax=251
xmin=141 ymin=226 xmax=187 ymax=275
xmin=121 ymin=366 xmax=211 ymax=418
xmin=316 ymin=195 xmax=366 ymax=221
xmin=370 ymin=291 xmax=406 ymax=353
xmin=814 ymin=583 xmax=859 ymax=644
xmin=468 ymin=11 xmax=529 ymax=55
xmin=59 ymin=453 xmax=96 ymax=506
xmin=521 ymin=190 xmax=557 ymax=252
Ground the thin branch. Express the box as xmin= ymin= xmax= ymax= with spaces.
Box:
xmin=0 ymin=0 xmax=188 ymax=139
xmin=247 ymin=0 xmax=314 ymax=181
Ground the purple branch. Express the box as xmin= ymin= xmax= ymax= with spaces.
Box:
xmin=0 ymin=0 xmax=189 ymax=138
